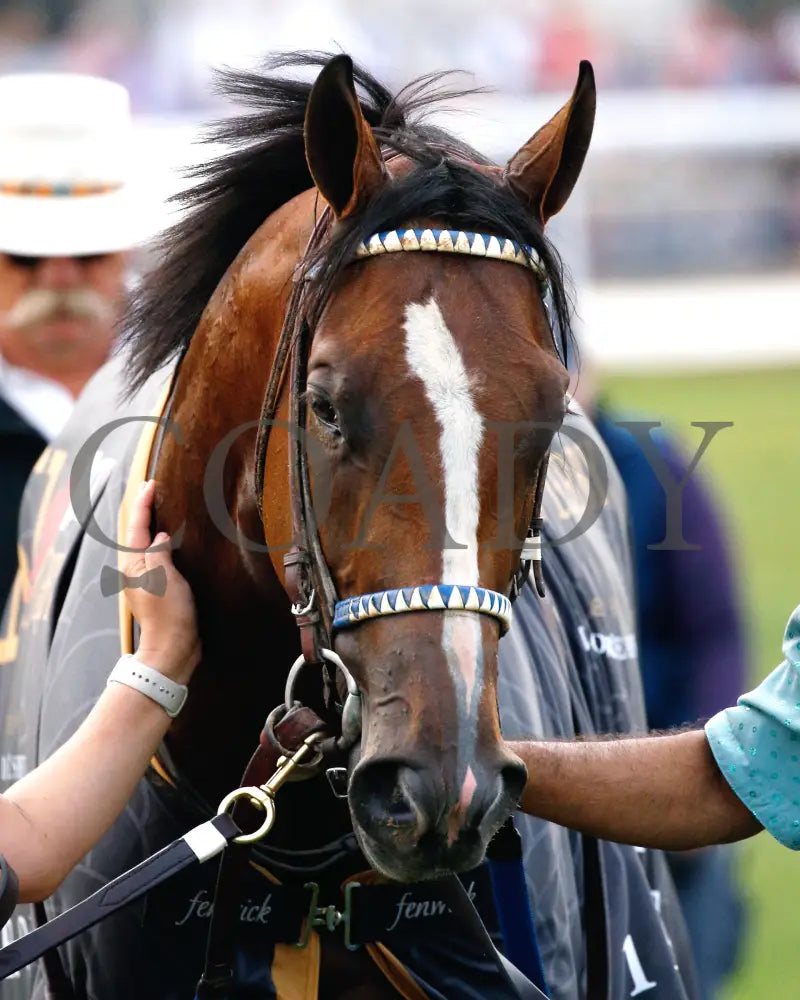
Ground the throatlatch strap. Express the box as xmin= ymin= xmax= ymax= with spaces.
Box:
xmin=0 ymin=815 xmax=240 ymax=981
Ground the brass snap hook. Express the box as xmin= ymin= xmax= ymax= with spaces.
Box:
xmin=217 ymin=733 xmax=325 ymax=845
xmin=216 ymin=787 xmax=277 ymax=845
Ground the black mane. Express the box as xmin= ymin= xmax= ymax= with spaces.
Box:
xmin=124 ymin=51 xmax=573 ymax=392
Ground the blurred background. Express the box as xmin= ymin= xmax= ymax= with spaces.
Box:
xmin=1 ymin=0 xmax=798 ymax=996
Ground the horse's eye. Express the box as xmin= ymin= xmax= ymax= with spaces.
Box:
xmin=308 ymin=393 xmax=341 ymax=437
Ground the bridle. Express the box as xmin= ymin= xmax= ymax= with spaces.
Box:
xmin=253 ymin=219 xmax=555 ymax=690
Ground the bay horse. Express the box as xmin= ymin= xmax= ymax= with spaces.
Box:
xmin=0 ymin=51 xmax=698 ymax=1000
xmin=127 ymin=50 xmax=587 ymax=885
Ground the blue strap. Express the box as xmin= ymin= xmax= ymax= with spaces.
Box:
xmin=488 ymin=856 xmax=549 ymax=997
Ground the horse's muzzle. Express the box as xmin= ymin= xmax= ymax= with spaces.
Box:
xmin=348 ymin=753 xmax=526 ymax=881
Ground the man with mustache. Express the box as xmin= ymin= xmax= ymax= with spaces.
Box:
xmin=0 ymin=73 xmax=148 ymax=609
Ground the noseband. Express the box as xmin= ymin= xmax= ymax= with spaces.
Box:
xmin=254 ymin=222 xmax=553 ymax=668
xmin=334 ymin=584 xmax=514 ymax=634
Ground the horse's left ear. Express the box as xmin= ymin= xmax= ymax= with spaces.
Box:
xmin=304 ymin=54 xmax=387 ymax=219
xmin=504 ymin=60 xmax=596 ymax=226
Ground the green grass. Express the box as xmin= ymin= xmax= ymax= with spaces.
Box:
xmin=604 ymin=366 xmax=800 ymax=999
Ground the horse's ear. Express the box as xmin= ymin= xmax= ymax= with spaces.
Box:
xmin=504 ymin=60 xmax=595 ymax=225
xmin=304 ymin=54 xmax=386 ymax=219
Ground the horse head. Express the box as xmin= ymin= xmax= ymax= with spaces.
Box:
xmin=285 ymin=56 xmax=595 ymax=879
xmin=135 ymin=53 xmax=595 ymax=884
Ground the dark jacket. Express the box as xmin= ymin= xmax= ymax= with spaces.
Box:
xmin=0 ymin=395 xmax=45 ymax=610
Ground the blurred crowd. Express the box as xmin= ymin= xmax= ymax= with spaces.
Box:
xmin=1 ymin=0 xmax=799 ymax=112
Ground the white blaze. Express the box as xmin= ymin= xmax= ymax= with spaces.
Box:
xmin=403 ymin=297 xmax=484 ymax=722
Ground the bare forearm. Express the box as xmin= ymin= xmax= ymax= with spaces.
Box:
xmin=4 ymin=684 xmax=170 ymax=901
xmin=508 ymin=729 xmax=762 ymax=850
xmin=0 ymin=481 xmax=201 ymax=902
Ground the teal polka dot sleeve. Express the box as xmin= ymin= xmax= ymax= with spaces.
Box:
xmin=705 ymin=604 xmax=800 ymax=850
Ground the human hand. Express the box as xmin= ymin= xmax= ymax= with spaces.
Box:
xmin=122 ymin=480 xmax=200 ymax=685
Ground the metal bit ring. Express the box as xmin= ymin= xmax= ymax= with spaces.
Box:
xmin=284 ymin=648 xmax=358 ymax=710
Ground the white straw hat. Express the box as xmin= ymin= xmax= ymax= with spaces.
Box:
xmin=0 ymin=73 xmax=155 ymax=257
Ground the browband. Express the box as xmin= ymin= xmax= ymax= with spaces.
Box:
xmin=355 ymin=228 xmax=546 ymax=285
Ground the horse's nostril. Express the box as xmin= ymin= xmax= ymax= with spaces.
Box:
xmin=501 ymin=758 xmax=527 ymax=806
xmin=352 ymin=761 xmax=419 ymax=832
xmin=351 ymin=756 xmax=524 ymax=856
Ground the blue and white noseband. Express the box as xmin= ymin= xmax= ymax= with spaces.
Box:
xmin=333 ymin=584 xmax=513 ymax=635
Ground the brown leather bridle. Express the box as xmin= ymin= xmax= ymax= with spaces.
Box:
xmin=252 ymin=213 xmax=552 ymax=680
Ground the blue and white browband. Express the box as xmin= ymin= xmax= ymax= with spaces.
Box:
xmin=355 ymin=229 xmax=546 ymax=285
xmin=333 ymin=584 xmax=512 ymax=635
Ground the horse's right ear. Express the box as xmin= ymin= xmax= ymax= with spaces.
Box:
xmin=304 ymin=54 xmax=387 ymax=219
xmin=504 ymin=61 xmax=596 ymax=226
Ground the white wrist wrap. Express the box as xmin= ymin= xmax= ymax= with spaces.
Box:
xmin=107 ymin=654 xmax=188 ymax=718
